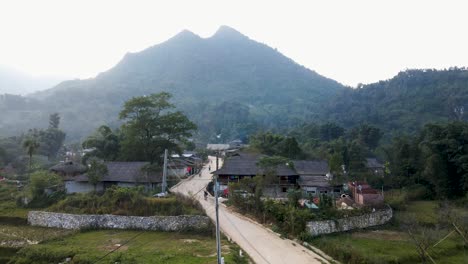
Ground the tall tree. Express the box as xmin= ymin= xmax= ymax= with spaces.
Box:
xmin=34 ymin=113 xmax=66 ymax=160
xmin=119 ymin=92 xmax=197 ymax=164
xmin=419 ymin=122 xmax=468 ymax=198
xmin=49 ymin=113 xmax=60 ymax=129
xmin=22 ymin=136 xmax=40 ymax=171
xmin=250 ymin=132 xmax=303 ymax=159
xmin=82 ymin=125 xmax=120 ymax=162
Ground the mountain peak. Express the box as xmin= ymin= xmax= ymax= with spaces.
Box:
xmin=212 ymin=25 xmax=246 ymax=39
xmin=168 ymin=29 xmax=201 ymax=42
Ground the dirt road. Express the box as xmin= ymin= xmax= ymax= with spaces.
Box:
xmin=171 ymin=156 xmax=331 ymax=264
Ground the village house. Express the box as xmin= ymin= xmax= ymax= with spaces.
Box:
xmin=49 ymin=161 xmax=87 ymax=177
xmin=50 ymin=161 xmax=162 ymax=193
xmin=294 ymin=160 xmax=336 ymax=196
xmin=212 ymin=152 xmax=298 ymax=198
xmin=212 ymin=152 xmax=335 ymax=198
xmin=348 ymin=181 xmax=384 ymax=206
xmin=365 ymin=158 xmax=385 ymax=176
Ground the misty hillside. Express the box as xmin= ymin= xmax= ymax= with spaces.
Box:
xmin=0 ymin=66 xmax=63 ymax=95
xmin=1 ymin=26 xmax=466 ymax=144
xmin=0 ymin=26 xmax=344 ymax=142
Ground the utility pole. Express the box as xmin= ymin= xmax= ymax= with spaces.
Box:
xmin=215 ymin=151 xmax=222 ymax=264
xmin=162 ymin=149 xmax=168 ymax=193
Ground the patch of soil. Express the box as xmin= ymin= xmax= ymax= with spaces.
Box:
xmin=99 ymin=239 xmax=129 ymax=252
xmin=181 ymin=239 xmax=199 ymax=243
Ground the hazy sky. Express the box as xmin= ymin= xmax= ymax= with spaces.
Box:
xmin=0 ymin=0 xmax=467 ymax=86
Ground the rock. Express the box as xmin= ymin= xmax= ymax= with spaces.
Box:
xmin=28 ymin=211 xmax=210 ymax=231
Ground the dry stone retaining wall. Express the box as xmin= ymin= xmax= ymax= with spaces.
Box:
xmin=307 ymin=206 xmax=393 ymax=236
xmin=28 ymin=211 xmax=210 ymax=231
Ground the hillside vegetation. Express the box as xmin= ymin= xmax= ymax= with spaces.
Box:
xmin=323 ymin=68 xmax=468 ymax=139
xmin=0 ymin=26 xmax=343 ymax=143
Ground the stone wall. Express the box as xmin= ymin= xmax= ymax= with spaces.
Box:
xmin=307 ymin=206 xmax=392 ymax=236
xmin=28 ymin=211 xmax=210 ymax=231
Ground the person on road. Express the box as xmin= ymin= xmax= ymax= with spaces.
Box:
xmin=204 ymin=190 xmax=208 ymax=200
xmin=208 ymin=165 xmax=211 ymax=171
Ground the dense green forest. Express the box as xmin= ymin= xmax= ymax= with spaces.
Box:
xmin=322 ymin=68 xmax=468 ymax=139
xmin=249 ymin=120 xmax=468 ymax=199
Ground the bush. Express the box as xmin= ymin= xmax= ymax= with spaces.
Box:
xmin=406 ymin=184 xmax=431 ymax=200
xmin=48 ymin=186 xmax=203 ymax=216
xmin=13 ymin=246 xmax=75 ymax=264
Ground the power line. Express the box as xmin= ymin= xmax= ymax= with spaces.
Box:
xmin=93 ymin=231 xmax=145 ymax=263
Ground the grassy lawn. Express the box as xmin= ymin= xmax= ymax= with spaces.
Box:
xmin=10 ymin=230 xmax=246 ymax=264
xmin=395 ymin=200 xmax=439 ymax=225
xmin=310 ymin=228 xmax=466 ymax=264
xmin=309 ymin=200 xmax=468 ymax=264
xmin=0 ymin=182 xmax=31 ymax=220
xmin=0 ymin=223 xmax=74 ymax=247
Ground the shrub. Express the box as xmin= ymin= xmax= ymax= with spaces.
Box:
xmin=48 ymin=186 xmax=203 ymax=216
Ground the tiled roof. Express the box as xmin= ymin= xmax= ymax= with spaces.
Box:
xmin=73 ymin=162 xmax=162 ymax=183
xmin=298 ymin=175 xmax=330 ymax=187
xmin=50 ymin=161 xmax=87 ymax=174
xmin=293 ymin=160 xmax=329 ymax=175
xmin=213 ymin=152 xmax=297 ymax=176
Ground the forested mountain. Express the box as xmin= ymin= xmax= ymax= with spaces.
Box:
xmin=321 ymin=68 xmax=468 ymax=139
xmin=0 ymin=26 xmax=343 ymax=142
xmin=0 ymin=26 xmax=467 ymax=144
xmin=0 ymin=66 xmax=63 ymax=95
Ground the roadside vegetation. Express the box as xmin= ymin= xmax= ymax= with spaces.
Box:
xmin=308 ymin=195 xmax=468 ymax=264
xmin=48 ymin=186 xmax=203 ymax=216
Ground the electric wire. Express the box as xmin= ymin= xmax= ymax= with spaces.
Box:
xmin=93 ymin=231 xmax=145 ymax=263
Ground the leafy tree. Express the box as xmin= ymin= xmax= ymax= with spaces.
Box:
xmin=350 ymin=124 xmax=383 ymax=150
xmin=384 ymin=135 xmax=419 ymax=188
xmin=250 ymin=132 xmax=303 ymax=159
xmin=29 ymin=170 xmax=62 ymax=199
xmin=22 ymin=136 xmax=40 ymax=171
xmin=119 ymin=92 xmax=197 ymax=164
xmin=86 ymin=158 xmax=108 ymax=191
xmin=346 ymin=141 xmax=367 ymax=179
xmin=419 ymin=122 xmax=468 ymax=198
xmin=49 ymin=113 xmax=60 ymax=129
xmin=319 ymin=122 xmax=345 ymax=142
xmin=82 ymin=125 xmax=120 ymax=162
xmin=257 ymin=156 xmax=294 ymax=186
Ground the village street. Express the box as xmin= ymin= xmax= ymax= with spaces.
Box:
xmin=171 ymin=156 xmax=331 ymax=264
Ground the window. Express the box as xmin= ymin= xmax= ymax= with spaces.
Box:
xmin=282 ymin=187 xmax=287 ymax=192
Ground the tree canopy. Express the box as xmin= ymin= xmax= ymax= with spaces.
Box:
xmin=119 ymin=92 xmax=197 ymax=164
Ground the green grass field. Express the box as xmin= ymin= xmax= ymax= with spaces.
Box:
xmin=10 ymin=230 xmax=246 ymax=264
xmin=309 ymin=200 xmax=468 ymax=264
